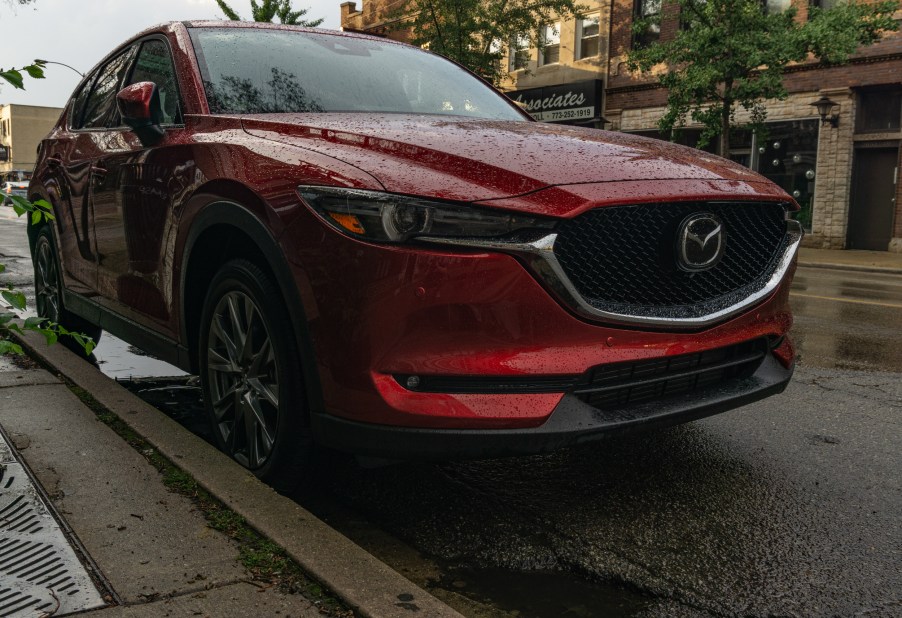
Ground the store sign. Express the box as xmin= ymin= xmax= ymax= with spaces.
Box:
xmin=508 ymin=79 xmax=603 ymax=123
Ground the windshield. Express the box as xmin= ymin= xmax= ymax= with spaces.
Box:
xmin=189 ymin=28 xmax=525 ymax=120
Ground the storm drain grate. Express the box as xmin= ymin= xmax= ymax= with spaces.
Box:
xmin=0 ymin=431 xmax=106 ymax=617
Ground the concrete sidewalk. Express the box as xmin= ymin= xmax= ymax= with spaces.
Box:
xmin=0 ymin=332 xmax=463 ymax=618
xmin=798 ymin=247 xmax=902 ymax=274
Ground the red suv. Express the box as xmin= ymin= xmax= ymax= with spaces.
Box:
xmin=29 ymin=22 xmax=800 ymax=484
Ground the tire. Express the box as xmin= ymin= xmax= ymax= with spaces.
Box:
xmin=198 ymin=258 xmax=312 ymax=488
xmin=33 ymin=227 xmax=103 ymax=345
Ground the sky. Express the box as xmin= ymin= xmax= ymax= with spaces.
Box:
xmin=0 ymin=0 xmax=342 ymax=108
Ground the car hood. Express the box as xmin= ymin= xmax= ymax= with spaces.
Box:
xmin=242 ymin=113 xmax=785 ymax=211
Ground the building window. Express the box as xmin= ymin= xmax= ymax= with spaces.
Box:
xmin=577 ymin=15 xmax=601 ymax=60
xmin=810 ymin=0 xmax=845 ymax=9
xmin=633 ymin=0 xmax=661 ymax=48
xmin=856 ymin=88 xmax=902 ymax=133
xmin=509 ymin=33 xmax=529 ymax=71
xmin=763 ymin=0 xmax=791 ymax=13
xmin=540 ymin=23 xmax=560 ymax=66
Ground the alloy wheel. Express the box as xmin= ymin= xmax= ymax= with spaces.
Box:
xmin=206 ymin=290 xmax=280 ymax=469
xmin=34 ymin=236 xmax=61 ymax=323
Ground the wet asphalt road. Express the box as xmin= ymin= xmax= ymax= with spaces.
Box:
xmin=1 ymin=212 xmax=900 ymax=617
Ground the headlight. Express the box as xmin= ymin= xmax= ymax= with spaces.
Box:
xmin=298 ymin=186 xmax=555 ymax=243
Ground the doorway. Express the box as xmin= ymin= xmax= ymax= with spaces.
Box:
xmin=847 ymin=147 xmax=898 ymax=250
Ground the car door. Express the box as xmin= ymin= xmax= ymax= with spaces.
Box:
xmin=41 ymin=48 xmax=137 ymax=298
xmin=90 ymin=37 xmax=189 ymax=330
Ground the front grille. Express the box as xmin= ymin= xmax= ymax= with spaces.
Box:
xmin=574 ymin=339 xmax=768 ymax=410
xmin=553 ymin=202 xmax=787 ymax=319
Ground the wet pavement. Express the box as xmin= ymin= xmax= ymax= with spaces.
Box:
xmin=2 ymin=212 xmax=901 ymax=616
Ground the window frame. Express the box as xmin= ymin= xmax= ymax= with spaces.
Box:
xmin=540 ymin=22 xmax=561 ymax=66
xmin=576 ymin=14 xmax=601 ymax=61
xmin=632 ymin=0 xmax=662 ymax=48
xmin=509 ymin=33 xmax=530 ymax=72
xmin=124 ymin=35 xmax=186 ymax=127
xmin=71 ymin=46 xmax=138 ymax=132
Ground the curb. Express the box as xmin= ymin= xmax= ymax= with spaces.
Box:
xmin=797 ymin=261 xmax=902 ymax=275
xmin=13 ymin=329 xmax=464 ymax=618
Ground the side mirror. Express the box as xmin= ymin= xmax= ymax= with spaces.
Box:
xmin=117 ymin=82 xmax=165 ymax=147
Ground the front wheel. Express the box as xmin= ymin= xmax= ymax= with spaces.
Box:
xmin=198 ymin=259 xmax=311 ymax=487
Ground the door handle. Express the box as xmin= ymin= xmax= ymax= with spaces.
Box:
xmin=90 ymin=165 xmax=108 ymax=185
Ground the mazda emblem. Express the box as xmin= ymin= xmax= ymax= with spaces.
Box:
xmin=677 ymin=213 xmax=725 ymax=272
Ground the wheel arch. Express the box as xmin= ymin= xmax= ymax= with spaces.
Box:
xmin=180 ymin=200 xmax=324 ymax=415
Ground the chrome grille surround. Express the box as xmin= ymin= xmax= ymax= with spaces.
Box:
xmin=424 ymin=202 xmax=802 ymax=329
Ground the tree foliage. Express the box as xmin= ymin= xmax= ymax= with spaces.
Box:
xmin=215 ymin=0 xmax=323 ymax=26
xmin=626 ymin=0 xmax=900 ymax=155
xmin=404 ymin=0 xmax=587 ymax=85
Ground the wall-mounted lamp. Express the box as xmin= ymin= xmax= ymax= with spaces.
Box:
xmin=810 ymin=95 xmax=840 ymax=128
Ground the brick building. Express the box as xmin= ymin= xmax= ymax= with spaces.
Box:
xmin=339 ymin=1 xmax=902 ymax=251
xmin=607 ymin=0 xmax=902 ymax=252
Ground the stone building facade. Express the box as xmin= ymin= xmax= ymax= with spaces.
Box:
xmin=339 ymin=0 xmax=902 ymax=251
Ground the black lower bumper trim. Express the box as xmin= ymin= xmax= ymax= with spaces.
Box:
xmin=312 ymin=354 xmax=794 ymax=460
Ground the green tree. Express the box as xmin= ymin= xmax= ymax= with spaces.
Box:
xmin=626 ymin=0 xmax=899 ymax=156
xmin=404 ymin=0 xmax=587 ymax=85
xmin=0 ymin=60 xmax=95 ymax=356
xmin=215 ymin=0 xmax=323 ymax=26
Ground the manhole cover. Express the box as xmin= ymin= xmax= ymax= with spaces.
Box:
xmin=0 ymin=429 xmax=106 ymax=617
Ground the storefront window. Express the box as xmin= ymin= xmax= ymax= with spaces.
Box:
xmin=750 ymin=120 xmax=819 ymax=231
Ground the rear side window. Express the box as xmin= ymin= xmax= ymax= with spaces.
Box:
xmin=69 ymin=78 xmax=96 ymax=129
xmin=80 ymin=48 xmax=136 ymax=129
xmin=127 ymin=39 xmax=183 ymax=125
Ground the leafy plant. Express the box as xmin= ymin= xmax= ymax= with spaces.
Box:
xmin=215 ymin=0 xmax=323 ymax=26
xmin=626 ymin=0 xmax=900 ymax=155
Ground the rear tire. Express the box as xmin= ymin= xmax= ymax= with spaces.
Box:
xmin=198 ymin=258 xmax=311 ymax=489
xmin=33 ymin=227 xmax=102 ymax=345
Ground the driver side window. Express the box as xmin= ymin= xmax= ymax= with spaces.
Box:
xmin=78 ymin=47 xmax=136 ymax=129
xmin=127 ymin=39 xmax=183 ymax=125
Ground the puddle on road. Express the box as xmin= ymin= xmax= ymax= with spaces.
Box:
xmin=93 ymin=335 xmax=187 ymax=380
xmin=117 ymin=376 xmax=211 ymax=442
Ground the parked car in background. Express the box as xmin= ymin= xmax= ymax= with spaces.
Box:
xmin=28 ymin=21 xmax=800 ymax=486
xmin=2 ymin=170 xmax=31 ymax=205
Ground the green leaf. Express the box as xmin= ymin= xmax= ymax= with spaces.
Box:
xmin=0 ymin=264 xmax=5 ymax=273
xmin=39 ymin=328 xmax=59 ymax=346
xmin=23 ymin=316 xmax=46 ymax=329
xmin=8 ymin=195 xmax=32 ymax=216
xmin=0 ymin=69 xmax=24 ymax=90
xmin=24 ymin=64 xmax=45 ymax=79
xmin=1 ymin=290 xmax=26 ymax=311
xmin=0 ymin=340 xmax=24 ymax=356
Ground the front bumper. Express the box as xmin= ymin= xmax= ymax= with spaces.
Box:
xmin=312 ymin=354 xmax=794 ymax=460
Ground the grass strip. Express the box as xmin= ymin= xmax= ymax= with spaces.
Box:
xmin=67 ymin=384 xmax=355 ymax=617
